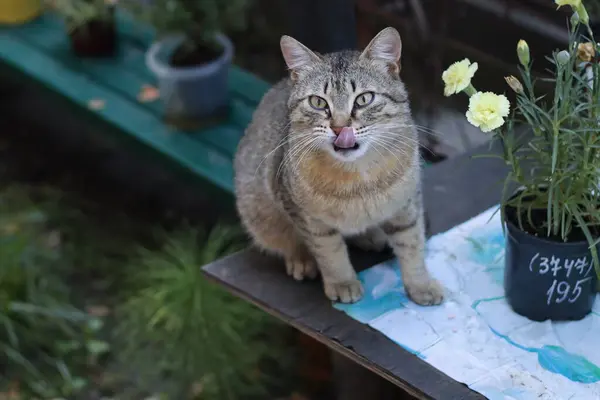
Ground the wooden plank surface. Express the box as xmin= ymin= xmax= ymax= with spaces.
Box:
xmin=202 ymin=140 xmax=508 ymax=399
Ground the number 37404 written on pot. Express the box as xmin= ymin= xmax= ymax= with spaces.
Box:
xmin=528 ymin=253 xmax=594 ymax=306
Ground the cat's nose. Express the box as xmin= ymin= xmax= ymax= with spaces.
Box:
xmin=331 ymin=126 xmax=344 ymax=135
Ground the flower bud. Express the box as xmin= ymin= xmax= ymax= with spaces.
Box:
xmin=556 ymin=50 xmax=571 ymax=66
xmin=577 ymin=42 xmax=595 ymax=62
xmin=571 ymin=11 xmax=580 ymax=26
xmin=517 ymin=40 xmax=530 ymax=66
xmin=504 ymin=76 xmax=524 ymax=94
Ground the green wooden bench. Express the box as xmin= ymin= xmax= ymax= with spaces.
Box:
xmin=0 ymin=12 xmax=270 ymax=196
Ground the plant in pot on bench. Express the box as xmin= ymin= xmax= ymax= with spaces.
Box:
xmin=441 ymin=0 xmax=600 ymax=322
xmin=121 ymin=0 xmax=250 ymax=129
xmin=51 ymin=0 xmax=118 ymax=57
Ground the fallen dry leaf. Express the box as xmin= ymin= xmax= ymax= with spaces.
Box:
xmin=0 ymin=381 xmax=20 ymax=400
xmin=137 ymin=84 xmax=160 ymax=103
xmin=88 ymin=99 xmax=106 ymax=110
xmin=86 ymin=305 xmax=111 ymax=317
xmin=289 ymin=393 xmax=311 ymax=400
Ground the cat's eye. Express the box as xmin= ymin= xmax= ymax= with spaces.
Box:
xmin=308 ymin=95 xmax=329 ymax=110
xmin=354 ymin=92 xmax=375 ymax=108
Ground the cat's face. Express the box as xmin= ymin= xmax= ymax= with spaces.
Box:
xmin=281 ymin=28 xmax=412 ymax=163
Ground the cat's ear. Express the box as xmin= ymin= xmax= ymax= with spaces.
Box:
xmin=360 ymin=27 xmax=402 ymax=75
xmin=280 ymin=35 xmax=322 ymax=80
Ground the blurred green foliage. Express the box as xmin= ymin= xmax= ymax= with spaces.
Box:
xmin=49 ymin=0 xmax=113 ymax=31
xmin=0 ymin=186 xmax=292 ymax=399
xmin=0 ymin=187 xmax=109 ymax=398
xmin=120 ymin=0 xmax=252 ymax=50
xmin=116 ymin=227 xmax=290 ymax=399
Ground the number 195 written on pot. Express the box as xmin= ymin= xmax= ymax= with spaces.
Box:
xmin=529 ymin=253 xmax=594 ymax=305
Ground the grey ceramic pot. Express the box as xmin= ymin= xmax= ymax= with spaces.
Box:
xmin=146 ymin=34 xmax=234 ymax=122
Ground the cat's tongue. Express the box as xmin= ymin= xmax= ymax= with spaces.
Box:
xmin=334 ymin=127 xmax=356 ymax=149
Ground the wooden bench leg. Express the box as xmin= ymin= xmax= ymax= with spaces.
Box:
xmin=331 ymin=352 xmax=417 ymax=399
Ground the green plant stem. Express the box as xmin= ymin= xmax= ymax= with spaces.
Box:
xmin=463 ymin=84 xmax=477 ymax=97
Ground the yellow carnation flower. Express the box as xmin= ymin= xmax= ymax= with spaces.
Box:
xmin=555 ymin=0 xmax=589 ymax=24
xmin=555 ymin=0 xmax=582 ymax=7
xmin=442 ymin=59 xmax=478 ymax=97
xmin=466 ymin=92 xmax=510 ymax=133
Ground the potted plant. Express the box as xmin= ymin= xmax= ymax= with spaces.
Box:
xmin=121 ymin=0 xmax=250 ymax=128
xmin=51 ymin=0 xmax=117 ymax=58
xmin=0 ymin=0 xmax=42 ymax=25
xmin=441 ymin=0 xmax=600 ymax=322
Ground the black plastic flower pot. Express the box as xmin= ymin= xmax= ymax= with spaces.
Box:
xmin=504 ymin=206 xmax=598 ymax=322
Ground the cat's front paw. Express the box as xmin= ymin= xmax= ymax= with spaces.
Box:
xmin=285 ymin=255 xmax=318 ymax=281
xmin=324 ymin=279 xmax=364 ymax=303
xmin=405 ymin=278 xmax=444 ymax=306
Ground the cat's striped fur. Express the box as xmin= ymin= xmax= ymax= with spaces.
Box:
xmin=234 ymin=28 xmax=444 ymax=305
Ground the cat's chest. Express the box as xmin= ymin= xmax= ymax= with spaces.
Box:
xmin=294 ymin=152 xmax=417 ymax=233
xmin=306 ymin=183 xmax=411 ymax=234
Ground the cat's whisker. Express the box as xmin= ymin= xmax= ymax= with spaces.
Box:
xmin=376 ymin=135 xmax=423 ymax=152
xmin=370 ymin=138 xmax=401 ymax=161
xmin=370 ymin=134 xmax=411 ymax=152
xmin=278 ymin=141 xmax=309 ymax=178
xmin=378 ymin=121 xmax=440 ymax=134
xmin=291 ymin=137 xmax=323 ymax=174
xmin=255 ymin=132 xmax=304 ymax=176
xmin=377 ymin=144 xmax=410 ymax=162
xmin=412 ymin=124 xmax=444 ymax=137
xmin=370 ymin=140 xmax=407 ymax=176
xmin=372 ymin=123 xmax=442 ymax=139
xmin=293 ymin=143 xmax=321 ymax=175
xmin=277 ymin=136 xmax=311 ymax=178
xmin=380 ymin=134 xmax=435 ymax=154
xmin=370 ymin=136 xmax=412 ymax=159
xmin=278 ymin=136 xmax=321 ymax=179
xmin=374 ymin=131 xmax=434 ymax=154
xmin=363 ymin=129 xmax=420 ymax=149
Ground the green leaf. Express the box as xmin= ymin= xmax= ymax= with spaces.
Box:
xmin=69 ymin=377 xmax=87 ymax=391
xmin=87 ymin=317 xmax=104 ymax=332
xmin=86 ymin=339 xmax=110 ymax=355
xmin=56 ymin=340 xmax=82 ymax=354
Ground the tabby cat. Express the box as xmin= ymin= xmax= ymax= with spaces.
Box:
xmin=234 ymin=27 xmax=444 ymax=305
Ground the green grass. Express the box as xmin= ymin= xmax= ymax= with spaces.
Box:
xmin=0 ymin=186 xmax=109 ymax=398
xmin=0 ymin=185 xmax=295 ymax=399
